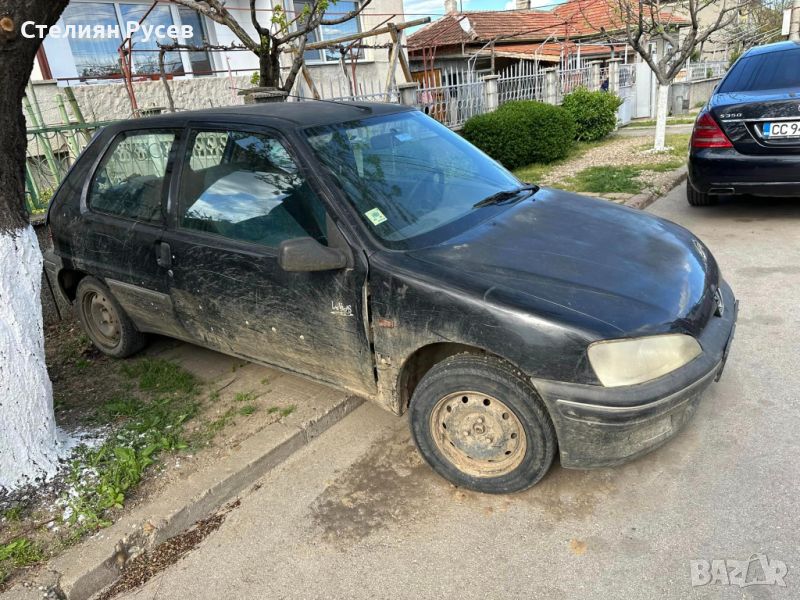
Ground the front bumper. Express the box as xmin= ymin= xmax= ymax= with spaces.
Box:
xmin=688 ymin=148 xmax=800 ymax=197
xmin=533 ymin=282 xmax=738 ymax=469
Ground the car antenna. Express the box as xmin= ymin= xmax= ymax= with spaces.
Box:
xmin=284 ymin=94 xmax=373 ymax=112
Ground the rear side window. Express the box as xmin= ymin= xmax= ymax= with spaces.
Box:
xmin=718 ymin=48 xmax=800 ymax=93
xmin=89 ymin=130 xmax=177 ymax=222
xmin=177 ymin=129 xmax=328 ymax=248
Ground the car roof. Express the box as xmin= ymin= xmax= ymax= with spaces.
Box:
xmin=743 ymin=40 xmax=800 ymax=58
xmin=107 ymin=101 xmax=414 ymax=132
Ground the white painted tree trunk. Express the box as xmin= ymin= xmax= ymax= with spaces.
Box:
xmin=654 ymin=83 xmax=670 ymax=151
xmin=0 ymin=225 xmax=67 ymax=491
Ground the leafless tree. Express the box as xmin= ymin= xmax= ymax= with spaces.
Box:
xmin=170 ymin=0 xmax=372 ymax=93
xmin=591 ymin=0 xmax=744 ymax=149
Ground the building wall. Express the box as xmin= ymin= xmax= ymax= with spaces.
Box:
xmin=36 ymin=0 xmax=408 ymax=103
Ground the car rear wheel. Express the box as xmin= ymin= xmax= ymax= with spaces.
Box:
xmin=76 ymin=277 xmax=146 ymax=358
xmin=409 ymin=354 xmax=556 ymax=494
xmin=687 ymin=184 xmax=718 ymax=206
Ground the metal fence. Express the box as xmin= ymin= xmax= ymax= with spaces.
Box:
xmin=686 ymin=61 xmax=728 ymax=81
xmin=415 ymin=78 xmax=485 ymax=129
xmin=295 ymin=76 xmax=398 ymax=103
xmin=497 ymin=62 xmax=545 ymax=106
xmin=558 ymin=67 xmax=594 ymax=96
xmin=22 ymin=83 xmax=111 ymax=213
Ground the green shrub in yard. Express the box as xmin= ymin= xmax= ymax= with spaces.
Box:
xmin=562 ymin=87 xmax=622 ymax=142
xmin=462 ymin=101 xmax=576 ymax=169
xmin=461 ymin=111 xmax=528 ymax=169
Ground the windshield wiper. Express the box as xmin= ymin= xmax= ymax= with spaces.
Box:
xmin=472 ymin=184 xmax=539 ymax=209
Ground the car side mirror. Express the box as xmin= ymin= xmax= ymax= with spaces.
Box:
xmin=278 ymin=237 xmax=347 ymax=272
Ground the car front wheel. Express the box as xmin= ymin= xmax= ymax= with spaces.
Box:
xmin=409 ymin=354 xmax=556 ymax=494
xmin=76 ymin=277 xmax=146 ymax=358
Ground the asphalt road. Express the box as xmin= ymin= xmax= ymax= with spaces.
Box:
xmin=119 ymin=184 xmax=800 ymax=600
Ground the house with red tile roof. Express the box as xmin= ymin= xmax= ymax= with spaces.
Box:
xmin=407 ymin=0 xmax=688 ymax=82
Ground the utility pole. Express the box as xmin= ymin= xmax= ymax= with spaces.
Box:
xmin=791 ymin=0 xmax=800 ymax=41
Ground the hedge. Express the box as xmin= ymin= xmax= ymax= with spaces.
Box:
xmin=462 ymin=101 xmax=576 ymax=170
xmin=561 ymin=87 xmax=622 ymax=142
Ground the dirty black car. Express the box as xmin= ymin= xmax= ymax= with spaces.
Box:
xmin=46 ymin=102 xmax=737 ymax=493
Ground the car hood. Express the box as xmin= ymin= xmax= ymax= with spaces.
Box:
xmin=407 ymin=189 xmax=719 ymax=338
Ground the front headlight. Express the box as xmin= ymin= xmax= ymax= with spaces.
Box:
xmin=588 ymin=334 xmax=702 ymax=387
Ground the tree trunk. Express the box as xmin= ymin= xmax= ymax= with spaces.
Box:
xmin=0 ymin=0 xmax=71 ymax=491
xmin=0 ymin=226 xmax=68 ymax=490
xmin=257 ymin=41 xmax=283 ymax=89
xmin=653 ymin=83 xmax=670 ymax=151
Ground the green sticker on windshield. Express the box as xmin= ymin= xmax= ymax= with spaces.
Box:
xmin=364 ymin=208 xmax=388 ymax=226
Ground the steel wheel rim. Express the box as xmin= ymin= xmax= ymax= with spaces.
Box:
xmin=83 ymin=291 xmax=120 ymax=349
xmin=430 ymin=391 xmax=527 ymax=478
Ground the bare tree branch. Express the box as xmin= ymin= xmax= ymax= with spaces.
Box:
xmin=169 ymin=0 xmax=259 ymax=51
xmin=321 ymin=0 xmax=373 ymax=26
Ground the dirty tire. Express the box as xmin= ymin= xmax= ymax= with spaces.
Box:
xmin=687 ymin=184 xmax=717 ymax=206
xmin=409 ymin=354 xmax=556 ymax=494
xmin=76 ymin=277 xmax=146 ymax=358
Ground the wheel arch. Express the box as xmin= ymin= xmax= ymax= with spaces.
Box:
xmin=58 ymin=268 xmax=88 ymax=302
xmin=396 ymin=342 xmax=533 ymax=414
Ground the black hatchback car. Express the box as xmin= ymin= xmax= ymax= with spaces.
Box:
xmin=46 ymin=102 xmax=737 ymax=493
xmin=687 ymin=41 xmax=800 ymax=205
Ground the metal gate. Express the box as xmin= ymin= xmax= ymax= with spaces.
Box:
xmin=617 ymin=64 xmax=636 ymax=126
xmin=634 ymin=62 xmax=654 ymax=119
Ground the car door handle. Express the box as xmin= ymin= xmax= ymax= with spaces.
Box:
xmin=156 ymin=242 xmax=172 ymax=269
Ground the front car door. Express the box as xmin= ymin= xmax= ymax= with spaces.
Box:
xmin=161 ymin=124 xmax=377 ymax=396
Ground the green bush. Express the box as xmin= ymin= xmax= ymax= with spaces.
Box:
xmin=561 ymin=87 xmax=622 ymax=142
xmin=462 ymin=101 xmax=576 ymax=169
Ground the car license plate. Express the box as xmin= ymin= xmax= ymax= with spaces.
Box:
xmin=762 ymin=121 xmax=800 ymax=138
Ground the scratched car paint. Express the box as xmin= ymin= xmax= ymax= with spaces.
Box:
xmin=45 ymin=102 xmax=737 ymax=494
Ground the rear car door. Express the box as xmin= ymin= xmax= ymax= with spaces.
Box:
xmin=80 ymin=127 xmax=187 ymax=338
xmin=161 ymin=124 xmax=377 ymax=396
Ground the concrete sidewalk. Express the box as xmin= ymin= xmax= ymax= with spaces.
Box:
xmin=111 ymin=184 xmax=800 ymax=600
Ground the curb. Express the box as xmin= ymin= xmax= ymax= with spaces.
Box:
xmin=44 ymin=394 xmax=364 ymax=600
xmin=625 ymin=165 xmax=688 ymax=210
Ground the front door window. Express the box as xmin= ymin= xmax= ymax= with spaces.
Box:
xmin=178 ymin=129 xmax=328 ymax=248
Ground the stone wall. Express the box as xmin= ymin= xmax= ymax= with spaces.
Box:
xmin=29 ymin=75 xmax=253 ymax=126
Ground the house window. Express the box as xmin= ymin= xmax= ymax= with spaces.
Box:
xmin=61 ymin=3 xmax=121 ymax=78
xmin=292 ymin=1 xmax=363 ymax=63
xmin=58 ymin=1 xmax=212 ymax=79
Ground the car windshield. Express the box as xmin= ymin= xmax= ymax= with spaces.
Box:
xmin=304 ymin=111 xmax=521 ymax=246
xmin=718 ymin=47 xmax=800 ymax=93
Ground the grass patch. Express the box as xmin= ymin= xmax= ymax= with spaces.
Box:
xmin=2 ymin=507 xmax=23 ymax=523
xmin=234 ymin=391 xmax=257 ymax=403
xmin=121 ymin=358 xmax=197 ymax=395
xmin=60 ymin=359 xmax=199 ymax=537
xmin=192 ymin=407 xmax=236 ymax=447
xmin=568 ymin=166 xmax=645 ymax=194
xmin=239 ymin=404 xmax=257 ymax=416
xmin=0 ymin=539 xmax=44 ymax=585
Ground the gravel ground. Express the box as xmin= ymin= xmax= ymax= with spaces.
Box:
xmin=539 ymin=133 xmax=688 ymax=203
